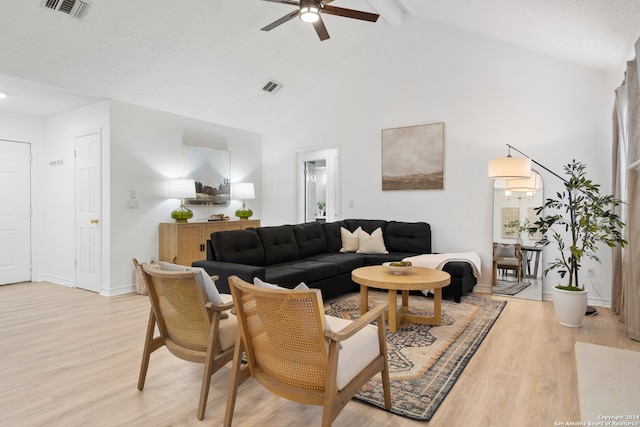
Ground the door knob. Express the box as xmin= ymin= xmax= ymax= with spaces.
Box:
xmin=90 ymin=218 xmax=100 ymax=224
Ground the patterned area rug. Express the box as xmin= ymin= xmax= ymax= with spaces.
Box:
xmin=325 ymin=292 xmax=506 ymax=421
xmin=493 ymin=280 xmax=531 ymax=296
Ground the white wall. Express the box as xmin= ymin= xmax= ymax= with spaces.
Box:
xmin=261 ymin=16 xmax=621 ymax=304
xmin=39 ymin=101 xmax=111 ymax=287
xmin=109 ymin=101 xmax=262 ymax=294
xmin=2 ymin=101 xmax=262 ymax=296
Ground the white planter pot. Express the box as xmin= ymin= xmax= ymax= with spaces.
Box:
xmin=552 ymin=287 xmax=588 ymax=327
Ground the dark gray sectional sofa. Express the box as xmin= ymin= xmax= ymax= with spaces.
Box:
xmin=192 ymin=219 xmax=476 ymax=302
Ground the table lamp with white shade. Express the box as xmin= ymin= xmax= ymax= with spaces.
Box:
xmin=167 ymin=178 xmax=196 ymax=222
xmin=232 ymin=183 xmax=255 ymax=220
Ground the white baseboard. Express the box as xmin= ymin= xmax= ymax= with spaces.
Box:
xmin=100 ymin=284 xmax=136 ymax=297
xmin=35 ymin=275 xmax=74 ymax=287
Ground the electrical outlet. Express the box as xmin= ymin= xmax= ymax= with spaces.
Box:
xmin=586 ymin=268 xmax=595 ymax=278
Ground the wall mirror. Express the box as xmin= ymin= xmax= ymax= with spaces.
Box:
xmin=492 ymin=171 xmax=544 ymax=301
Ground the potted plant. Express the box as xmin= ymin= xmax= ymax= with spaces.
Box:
xmin=530 ymin=160 xmax=626 ymax=327
xmin=317 ymin=201 xmax=326 ymax=216
xmin=504 ymin=218 xmax=531 ymax=245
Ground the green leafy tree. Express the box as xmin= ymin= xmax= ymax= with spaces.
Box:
xmin=530 ymin=160 xmax=626 ymax=290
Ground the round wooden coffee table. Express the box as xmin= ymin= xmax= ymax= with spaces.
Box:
xmin=352 ymin=265 xmax=451 ymax=333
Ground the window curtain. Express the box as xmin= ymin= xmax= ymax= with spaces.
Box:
xmin=612 ymin=56 xmax=640 ymax=342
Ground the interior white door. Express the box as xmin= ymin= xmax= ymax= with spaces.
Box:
xmin=75 ymin=130 xmax=102 ymax=293
xmin=0 ymin=140 xmax=31 ymax=285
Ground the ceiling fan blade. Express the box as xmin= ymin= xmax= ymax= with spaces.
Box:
xmin=322 ymin=5 xmax=379 ymax=22
xmin=313 ymin=16 xmax=330 ymax=41
xmin=261 ymin=10 xmax=300 ymax=31
xmin=261 ymin=0 xmax=300 ymax=5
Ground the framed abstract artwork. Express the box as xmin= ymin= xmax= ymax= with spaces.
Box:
xmin=381 ymin=122 xmax=445 ymax=190
xmin=183 ymin=144 xmax=230 ymax=206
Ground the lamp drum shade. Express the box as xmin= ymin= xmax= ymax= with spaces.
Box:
xmin=232 ymin=183 xmax=255 ymax=200
xmin=488 ymin=157 xmax=532 ymax=180
xmin=167 ymin=179 xmax=196 ymax=199
xmin=506 ymin=172 xmax=541 ymax=193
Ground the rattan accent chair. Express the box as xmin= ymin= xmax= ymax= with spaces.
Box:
xmin=138 ymin=263 xmax=237 ymax=420
xmin=492 ymin=243 xmax=523 ymax=285
xmin=224 ymin=276 xmax=391 ymax=427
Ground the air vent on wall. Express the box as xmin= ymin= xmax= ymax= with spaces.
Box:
xmin=261 ymin=80 xmax=284 ymax=94
xmin=41 ymin=0 xmax=91 ymax=19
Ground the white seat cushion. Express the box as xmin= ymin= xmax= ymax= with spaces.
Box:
xmin=217 ymin=295 xmax=238 ymax=352
xmin=325 ymin=315 xmax=381 ymax=390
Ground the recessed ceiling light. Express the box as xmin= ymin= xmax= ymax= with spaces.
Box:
xmin=0 ymin=92 xmax=7 ymax=99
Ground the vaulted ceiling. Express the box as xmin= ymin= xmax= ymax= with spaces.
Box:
xmin=0 ymin=0 xmax=638 ymax=132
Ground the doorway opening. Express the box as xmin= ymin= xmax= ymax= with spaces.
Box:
xmin=296 ymin=148 xmax=339 ymax=224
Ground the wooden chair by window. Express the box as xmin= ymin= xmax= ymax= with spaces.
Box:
xmin=224 ymin=276 xmax=391 ymax=427
xmin=138 ymin=264 xmax=237 ymax=420
xmin=492 ymin=243 xmax=523 ymax=285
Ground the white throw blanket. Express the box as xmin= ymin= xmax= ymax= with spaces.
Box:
xmin=403 ymin=252 xmax=482 ymax=278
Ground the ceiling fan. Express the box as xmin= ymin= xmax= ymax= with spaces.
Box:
xmin=260 ymin=0 xmax=380 ymax=41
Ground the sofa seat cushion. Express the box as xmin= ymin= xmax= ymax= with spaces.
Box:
xmin=273 ymin=260 xmax=340 ymax=283
xmin=359 ymin=252 xmax=418 ymax=266
xmin=263 ymin=266 xmax=308 ymax=289
xmin=306 ymin=253 xmax=366 ymax=274
xmin=257 ymin=225 xmax=301 ymax=265
xmin=211 ymin=229 xmax=265 ymax=266
xmin=293 ymin=222 xmax=328 ymax=258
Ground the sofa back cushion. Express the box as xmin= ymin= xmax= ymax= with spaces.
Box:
xmin=293 ymin=222 xmax=328 ymax=258
xmin=211 ymin=229 xmax=266 ymax=266
xmin=342 ymin=219 xmax=388 ymax=235
xmin=384 ymin=221 xmax=431 ymax=254
xmin=322 ymin=221 xmax=345 ymax=253
xmin=257 ymin=225 xmax=301 ymax=265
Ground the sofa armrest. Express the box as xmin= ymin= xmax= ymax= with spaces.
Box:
xmin=192 ymin=260 xmax=266 ymax=294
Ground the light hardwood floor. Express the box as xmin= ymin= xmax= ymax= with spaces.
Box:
xmin=1 ymin=282 xmax=639 ymax=427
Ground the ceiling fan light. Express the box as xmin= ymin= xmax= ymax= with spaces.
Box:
xmin=300 ymin=5 xmax=320 ymax=22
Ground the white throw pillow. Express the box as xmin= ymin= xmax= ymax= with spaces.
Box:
xmin=253 ymin=277 xmax=309 ymax=290
xmin=339 ymin=226 xmax=362 ymax=253
xmin=158 ymin=262 xmax=225 ymax=310
xmin=356 ymin=227 xmax=389 ymax=254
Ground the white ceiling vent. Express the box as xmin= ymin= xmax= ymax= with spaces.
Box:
xmin=41 ymin=0 xmax=92 ymax=19
xmin=261 ymin=80 xmax=284 ymax=94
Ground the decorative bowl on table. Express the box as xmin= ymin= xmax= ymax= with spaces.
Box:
xmin=382 ymin=261 xmax=413 ymax=274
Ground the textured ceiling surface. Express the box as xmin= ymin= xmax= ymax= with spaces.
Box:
xmin=0 ymin=0 xmax=638 ymax=131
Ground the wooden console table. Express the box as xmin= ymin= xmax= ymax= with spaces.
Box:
xmin=159 ymin=220 xmax=260 ymax=266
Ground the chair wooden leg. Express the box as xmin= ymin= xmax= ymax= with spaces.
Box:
xmin=224 ymin=335 xmax=249 ymax=427
xmin=137 ymin=309 xmax=157 ymax=391
xmin=197 ymin=315 xmax=221 ymax=420
xmin=377 ymin=312 xmax=392 ymax=410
